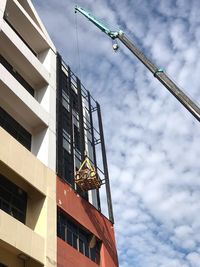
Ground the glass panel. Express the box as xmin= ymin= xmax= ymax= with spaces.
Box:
xmin=0 ymin=108 xmax=31 ymax=150
xmin=79 ymin=239 xmax=84 ymax=254
xmin=74 ymin=125 xmax=81 ymax=151
xmin=72 ymin=234 xmax=78 ymax=249
xmin=57 ymin=211 xmax=101 ymax=264
xmin=67 ymin=229 xmax=73 ymax=246
xmin=90 ymin=247 xmax=96 ymax=262
xmin=0 ymin=174 xmax=27 ymax=223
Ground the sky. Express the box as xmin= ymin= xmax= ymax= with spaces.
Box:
xmin=32 ymin=0 xmax=200 ymax=266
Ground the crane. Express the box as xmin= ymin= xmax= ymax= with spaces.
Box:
xmin=75 ymin=6 xmax=200 ymax=123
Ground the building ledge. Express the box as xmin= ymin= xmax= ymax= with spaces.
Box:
xmin=5 ymin=0 xmax=53 ymax=53
xmin=0 ymin=63 xmax=49 ymax=132
xmin=0 ymin=127 xmax=55 ymax=196
xmin=0 ymin=20 xmax=49 ymax=88
xmin=0 ymin=210 xmax=45 ymax=264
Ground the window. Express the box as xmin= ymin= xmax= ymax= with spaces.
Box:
xmin=62 ymin=107 xmax=71 ymax=135
xmin=0 ymin=174 xmax=27 ymax=223
xmin=74 ymin=125 xmax=81 ymax=151
xmin=61 ymin=71 xmax=69 ymax=94
xmin=71 ymin=90 xmax=79 ymax=112
xmin=57 ymin=210 xmax=101 ymax=264
xmin=62 ymin=149 xmax=73 ymax=185
xmin=0 ymin=108 xmax=31 ymax=150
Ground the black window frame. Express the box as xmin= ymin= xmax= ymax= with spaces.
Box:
xmin=57 ymin=210 xmax=101 ymax=264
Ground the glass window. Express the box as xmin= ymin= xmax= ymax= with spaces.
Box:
xmin=57 ymin=210 xmax=101 ymax=264
xmin=71 ymin=90 xmax=79 ymax=112
xmin=74 ymin=125 xmax=81 ymax=151
xmin=62 ymin=108 xmax=71 ymax=135
xmin=61 ymin=71 xmax=69 ymax=94
xmin=0 ymin=108 xmax=31 ymax=150
xmin=0 ymin=174 xmax=27 ymax=223
xmin=63 ymin=149 xmax=73 ymax=185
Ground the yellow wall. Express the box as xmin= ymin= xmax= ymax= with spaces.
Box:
xmin=0 ymin=127 xmax=57 ymax=266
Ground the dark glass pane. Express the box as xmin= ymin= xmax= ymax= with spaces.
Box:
xmin=67 ymin=229 xmax=73 ymax=246
xmin=0 ymin=187 xmax=11 ymax=202
xmin=71 ymin=90 xmax=79 ymax=112
xmin=74 ymin=125 xmax=81 ymax=151
xmin=0 ymin=174 xmax=27 ymax=223
xmin=60 ymin=213 xmax=67 ymax=225
xmin=1 ymin=201 xmax=10 ymax=213
xmin=85 ymin=244 xmax=89 ymax=258
xmin=11 ymin=207 xmax=20 ymax=219
xmin=12 ymin=196 xmax=24 ymax=210
xmin=79 ymin=239 xmax=84 ymax=254
xmin=90 ymin=247 xmax=96 ymax=262
xmin=0 ymin=108 xmax=31 ymax=150
xmin=72 ymin=234 xmax=78 ymax=249
xmin=61 ymin=71 xmax=69 ymax=94
xmin=57 ymin=224 xmax=66 ymax=241
xmin=63 ymin=149 xmax=73 ymax=185
xmin=62 ymin=108 xmax=71 ymax=134
xmin=16 ymin=211 xmax=25 ymax=223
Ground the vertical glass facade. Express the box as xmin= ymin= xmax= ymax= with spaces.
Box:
xmin=56 ymin=55 xmax=102 ymax=207
xmin=56 ymin=55 xmax=114 ymax=222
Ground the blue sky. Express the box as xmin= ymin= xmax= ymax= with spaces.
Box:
xmin=32 ymin=0 xmax=200 ymax=266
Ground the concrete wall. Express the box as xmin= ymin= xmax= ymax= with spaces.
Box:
xmin=0 ymin=0 xmax=57 ymax=171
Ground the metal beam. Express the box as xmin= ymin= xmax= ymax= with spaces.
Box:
xmin=88 ymin=92 xmax=101 ymax=211
xmin=97 ymin=102 xmax=114 ymax=223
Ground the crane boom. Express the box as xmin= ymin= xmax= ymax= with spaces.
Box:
xmin=75 ymin=6 xmax=200 ymax=122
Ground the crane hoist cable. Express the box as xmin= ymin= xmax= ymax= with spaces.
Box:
xmin=74 ymin=5 xmax=200 ymax=123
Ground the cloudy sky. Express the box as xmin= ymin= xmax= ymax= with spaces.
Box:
xmin=32 ymin=0 xmax=200 ymax=266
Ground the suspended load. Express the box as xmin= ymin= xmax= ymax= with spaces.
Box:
xmin=75 ymin=157 xmax=102 ymax=191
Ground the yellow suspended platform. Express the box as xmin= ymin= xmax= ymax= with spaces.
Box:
xmin=75 ymin=157 xmax=102 ymax=191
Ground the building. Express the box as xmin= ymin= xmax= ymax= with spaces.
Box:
xmin=0 ymin=1 xmax=118 ymax=267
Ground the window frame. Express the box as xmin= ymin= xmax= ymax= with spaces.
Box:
xmin=57 ymin=210 xmax=101 ymax=264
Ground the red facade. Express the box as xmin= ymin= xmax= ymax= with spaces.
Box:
xmin=57 ymin=178 xmax=118 ymax=267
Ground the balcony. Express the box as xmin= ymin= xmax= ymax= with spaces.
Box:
xmin=0 ymin=62 xmax=49 ymax=132
xmin=0 ymin=20 xmax=49 ymax=89
xmin=4 ymin=0 xmax=53 ymax=55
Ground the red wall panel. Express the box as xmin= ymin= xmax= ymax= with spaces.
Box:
xmin=57 ymin=178 xmax=118 ymax=267
xmin=57 ymin=238 xmax=98 ymax=267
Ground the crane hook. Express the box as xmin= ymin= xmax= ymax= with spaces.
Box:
xmin=112 ymin=43 xmax=119 ymax=52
